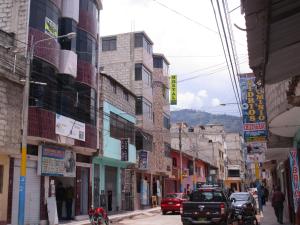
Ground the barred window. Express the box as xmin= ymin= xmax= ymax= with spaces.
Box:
xmin=110 ymin=112 xmax=135 ymax=144
xmin=102 ymin=37 xmax=117 ymax=51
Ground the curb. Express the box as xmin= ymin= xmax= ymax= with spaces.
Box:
xmin=110 ymin=208 xmax=161 ymax=223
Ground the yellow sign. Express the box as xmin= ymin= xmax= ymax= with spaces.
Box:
xmin=45 ymin=17 xmax=58 ymax=38
xmin=170 ymin=75 xmax=177 ymax=105
xmin=255 ymin=162 xmax=260 ymax=179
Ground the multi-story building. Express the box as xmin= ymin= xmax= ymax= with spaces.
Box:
xmin=224 ymin=133 xmax=245 ymax=191
xmin=93 ymin=72 xmax=137 ymax=212
xmin=242 ymin=1 xmax=300 ymax=223
xmin=171 ymin=123 xmax=225 ymax=186
xmin=0 ymin=30 xmax=25 ymax=225
xmin=100 ymin=31 xmax=172 ymax=209
xmin=0 ymin=0 xmax=103 ymax=223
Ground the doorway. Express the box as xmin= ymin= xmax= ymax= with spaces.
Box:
xmin=105 ymin=166 xmax=117 ymax=212
xmin=80 ymin=167 xmax=89 ymax=215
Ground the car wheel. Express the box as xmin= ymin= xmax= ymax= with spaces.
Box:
xmin=162 ymin=211 xmax=166 ymax=215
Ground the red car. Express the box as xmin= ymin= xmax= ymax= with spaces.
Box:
xmin=161 ymin=193 xmax=189 ymax=215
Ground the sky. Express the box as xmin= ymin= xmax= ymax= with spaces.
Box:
xmin=100 ymin=0 xmax=251 ymax=116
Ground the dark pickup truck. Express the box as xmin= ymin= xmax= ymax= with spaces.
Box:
xmin=180 ymin=187 xmax=232 ymax=225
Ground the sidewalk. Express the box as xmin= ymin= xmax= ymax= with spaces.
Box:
xmin=61 ymin=207 xmax=161 ymax=225
xmin=259 ymin=202 xmax=291 ymax=225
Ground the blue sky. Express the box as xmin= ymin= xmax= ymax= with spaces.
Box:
xmin=100 ymin=0 xmax=251 ymax=116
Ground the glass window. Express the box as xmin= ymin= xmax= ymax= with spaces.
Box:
xmin=102 ymin=37 xmax=117 ymax=51
xmin=164 ymin=143 xmax=171 ymax=157
xmin=190 ymin=190 xmax=226 ymax=202
xmin=153 ymin=57 xmax=163 ymax=68
xmin=136 ymin=97 xmax=143 ymax=115
xmin=135 ymin=64 xmax=142 ymax=81
xmin=0 ymin=165 xmax=3 ymax=193
xmin=110 ymin=80 xmax=117 ymax=94
xmin=76 ymin=29 xmax=97 ymax=65
xmin=134 ymin=33 xmax=143 ymax=47
xmin=135 ymin=97 xmax=152 ymax=119
xmin=142 ymin=66 xmax=152 ymax=86
xmin=59 ymin=18 xmax=77 ymax=51
xmin=135 ymin=131 xmax=153 ymax=151
xmin=163 ymin=115 xmax=170 ymax=129
xmin=123 ymin=90 xmax=129 ymax=101
xmin=110 ymin=112 xmax=135 ymax=144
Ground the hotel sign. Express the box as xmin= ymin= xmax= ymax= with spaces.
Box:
xmin=170 ymin=75 xmax=177 ymax=105
xmin=289 ymin=150 xmax=300 ymax=213
xmin=121 ymin=138 xmax=129 ymax=161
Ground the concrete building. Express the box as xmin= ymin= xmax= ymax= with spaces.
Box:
xmin=171 ymin=123 xmax=226 ymax=185
xmin=100 ymin=31 xmax=171 ymax=209
xmin=1 ymin=0 xmax=103 ymax=223
xmin=93 ymin=72 xmax=137 ymax=212
xmin=0 ymin=30 xmax=25 ymax=225
xmin=242 ymin=1 xmax=300 ymax=223
xmin=224 ymin=133 xmax=245 ymax=191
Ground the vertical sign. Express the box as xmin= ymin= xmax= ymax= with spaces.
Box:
xmin=138 ymin=151 xmax=148 ymax=169
xmin=239 ymin=74 xmax=267 ymax=143
xmin=121 ymin=138 xmax=129 ymax=161
xmin=170 ymin=75 xmax=177 ymax=105
xmin=289 ymin=149 xmax=300 ymax=213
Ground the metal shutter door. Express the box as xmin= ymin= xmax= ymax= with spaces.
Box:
xmin=11 ymin=159 xmax=41 ymax=225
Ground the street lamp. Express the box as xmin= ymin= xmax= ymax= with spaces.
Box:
xmin=18 ymin=32 xmax=76 ymax=225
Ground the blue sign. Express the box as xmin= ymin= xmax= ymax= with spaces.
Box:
xmin=289 ymin=150 xmax=300 ymax=213
xmin=239 ymin=74 xmax=267 ymax=142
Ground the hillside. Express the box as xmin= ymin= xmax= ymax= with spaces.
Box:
xmin=171 ymin=109 xmax=242 ymax=133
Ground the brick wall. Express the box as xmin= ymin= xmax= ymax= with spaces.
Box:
xmin=0 ymin=0 xmax=30 ymax=50
xmin=0 ymin=31 xmax=25 ymax=155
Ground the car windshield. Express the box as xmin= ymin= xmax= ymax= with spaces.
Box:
xmin=231 ymin=193 xmax=249 ymax=201
xmin=165 ymin=193 xmax=180 ymax=198
xmin=190 ymin=190 xmax=226 ymax=202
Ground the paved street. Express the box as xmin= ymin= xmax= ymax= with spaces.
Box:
xmin=115 ymin=212 xmax=182 ymax=225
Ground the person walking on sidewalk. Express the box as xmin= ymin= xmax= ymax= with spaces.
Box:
xmin=271 ymin=186 xmax=285 ymax=224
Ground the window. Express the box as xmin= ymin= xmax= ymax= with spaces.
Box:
xmin=190 ymin=190 xmax=226 ymax=202
xmin=123 ymin=90 xmax=129 ymax=101
xmin=164 ymin=143 xmax=171 ymax=157
xmin=134 ymin=33 xmax=152 ymax=54
xmin=59 ymin=18 xmax=77 ymax=51
xmin=172 ymin=158 xmax=177 ymax=167
xmin=110 ymin=112 xmax=135 ymax=144
xmin=76 ymin=29 xmax=97 ymax=65
xmin=110 ymin=80 xmax=117 ymax=94
xmin=163 ymin=115 xmax=170 ymax=129
xmin=153 ymin=57 xmax=163 ymax=68
xmin=135 ymin=64 xmax=152 ymax=86
xmin=135 ymin=131 xmax=153 ymax=151
xmin=0 ymin=165 xmax=3 ymax=193
xmin=228 ymin=169 xmax=240 ymax=177
xmin=135 ymin=97 xmax=152 ymax=119
xmin=102 ymin=37 xmax=117 ymax=51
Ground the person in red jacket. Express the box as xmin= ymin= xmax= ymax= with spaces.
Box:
xmin=271 ymin=186 xmax=285 ymax=224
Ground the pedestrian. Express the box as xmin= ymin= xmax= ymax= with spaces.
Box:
xmin=256 ymin=181 xmax=264 ymax=213
xmin=55 ymin=182 xmax=65 ymax=220
xmin=264 ymin=186 xmax=269 ymax=202
xmin=261 ymin=185 xmax=266 ymax=206
xmin=65 ymin=186 xmax=74 ymax=220
xmin=271 ymin=186 xmax=285 ymax=224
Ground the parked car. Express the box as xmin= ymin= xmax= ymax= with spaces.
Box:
xmin=181 ymin=186 xmax=232 ymax=225
xmin=161 ymin=193 xmax=189 ymax=215
xmin=230 ymin=192 xmax=258 ymax=216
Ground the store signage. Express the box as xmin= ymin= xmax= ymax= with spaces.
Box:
xmin=289 ymin=149 xmax=300 ymax=213
xmin=45 ymin=17 xmax=58 ymax=37
xmin=138 ymin=150 xmax=148 ymax=169
xmin=121 ymin=138 xmax=129 ymax=161
xmin=239 ymin=74 xmax=267 ymax=143
xmin=38 ymin=145 xmax=76 ymax=177
xmin=55 ymin=114 xmax=85 ymax=141
xmin=170 ymin=75 xmax=177 ymax=105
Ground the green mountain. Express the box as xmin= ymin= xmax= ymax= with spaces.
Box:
xmin=171 ymin=109 xmax=242 ymax=133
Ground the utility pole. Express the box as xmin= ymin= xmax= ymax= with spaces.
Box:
xmin=179 ymin=123 xmax=183 ymax=192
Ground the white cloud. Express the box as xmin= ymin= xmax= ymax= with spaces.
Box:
xmin=211 ymin=98 xmax=221 ymax=107
xmin=172 ymin=90 xmax=208 ymax=110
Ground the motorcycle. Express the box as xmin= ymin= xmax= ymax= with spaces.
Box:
xmin=233 ymin=202 xmax=259 ymax=225
xmin=88 ymin=207 xmax=109 ymax=225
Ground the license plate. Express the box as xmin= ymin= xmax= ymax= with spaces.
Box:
xmin=198 ymin=218 xmax=206 ymax=221
xmin=168 ymin=202 xmax=173 ymax=204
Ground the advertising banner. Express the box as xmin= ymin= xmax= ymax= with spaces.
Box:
xmin=121 ymin=138 xmax=129 ymax=161
xmin=56 ymin=114 xmax=85 ymax=141
xmin=239 ymin=74 xmax=267 ymax=143
xmin=170 ymin=75 xmax=177 ymax=105
xmin=289 ymin=149 xmax=300 ymax=213
xmin=38 ymin=145 xmax=76 ymax=177
xmin=45 ymin=17 xmax=58 ymax=37
xmin=138 ymin=150 xmax=148 ymax=169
